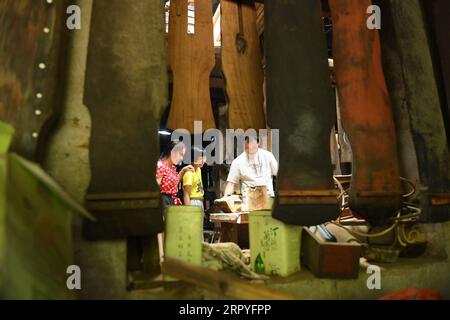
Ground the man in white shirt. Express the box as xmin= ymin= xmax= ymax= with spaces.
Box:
xmin=223 ymin=135 xmax=278 ymax=210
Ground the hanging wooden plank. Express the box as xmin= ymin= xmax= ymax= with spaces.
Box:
xmin=221 ymin=0 xmax=265 ymax=130
xmin=167 ymin=0 xmax=216 ymax=132
xmin=255 ymin=3 xmax=264 ymax=37
xmin=328 ymin=0 xmax=402 ymax=226
xmin=379 ymin=0 xmax=450 ymax=222
xmin=421 ymin=0 xmax=450 ymax=143
xmin=266 ymin=0 xmax=339 ymax=226
xmin=0 ymin=0 xmax=69 ymax=163
xmin=83 ymin=0 xmax=166 ymax=239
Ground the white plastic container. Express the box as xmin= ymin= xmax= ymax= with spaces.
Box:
xmin=249 ymin=210 xmax=302 ymax=277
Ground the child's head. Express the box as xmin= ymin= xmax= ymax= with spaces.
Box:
xmin=191 ymin=146 xmax=206 ymax=168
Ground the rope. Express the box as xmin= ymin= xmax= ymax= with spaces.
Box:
xmin=329 ymin=215 xmax=399 ymax=239
xmin=329 ymin=175 xmax=422 ymax=240
xmin=329 ymin=205 xmax=422 ymax=239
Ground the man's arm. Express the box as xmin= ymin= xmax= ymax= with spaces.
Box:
xmin=223 ymin=182 xmax=236 ymax=197
xmin=268 ymin=151 xmax=279 ymax=176
xmin=224 ymin=159 xmax=240 ymax=197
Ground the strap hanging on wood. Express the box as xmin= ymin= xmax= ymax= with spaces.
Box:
xmin=266 ymin=0 xmax=339 ymax=226
xmin=167 ymin=0 xmax=216 ymax=132
xmin=235 ymin=0 xmax=247 ymax=54
xmin=222 ymin=0 xmax=265 ymax=130
xmin=83 ymin=0 xmax=167 ymax=239
xmin=0 ymin=0 xmax=69 ymax=163
xmin=328 ymin=0 xmax=402 ymax=226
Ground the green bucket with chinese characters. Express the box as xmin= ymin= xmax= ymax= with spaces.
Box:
xmin=164 ymin=205 xmax=203 ymax=281
xmin=249 ymin=210 xmax=302 ymax=277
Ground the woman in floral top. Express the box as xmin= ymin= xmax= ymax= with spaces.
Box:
xmin=156 ymin=140 xmax=194 ymax=206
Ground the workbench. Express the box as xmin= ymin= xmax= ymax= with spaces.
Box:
xmin=209 ymin=212 xmax=249 ymax=249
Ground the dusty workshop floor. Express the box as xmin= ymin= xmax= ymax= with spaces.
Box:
xmin=124 ymin=256 xmax=450 ymax=300
xmin=70 ymin=221 xmax=450 ymax=300
xmin=124 ymin=222 xmax=450 ymax=300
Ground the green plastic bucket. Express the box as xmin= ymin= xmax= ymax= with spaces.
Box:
xmin=164 ymin=205 xmax=203 ymax=281
xmin=249 ymin=210 xmax=302 ymax=277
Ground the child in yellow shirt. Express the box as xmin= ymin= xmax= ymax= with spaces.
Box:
xmin=183 ymin=146 xmax=206 ymax=209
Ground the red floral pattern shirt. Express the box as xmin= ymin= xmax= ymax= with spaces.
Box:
xmin=156 ymin=160 xmax=182 ymax=205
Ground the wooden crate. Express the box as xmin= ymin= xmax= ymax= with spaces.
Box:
xmin=301 ymin=227 xmax=361 ymax=279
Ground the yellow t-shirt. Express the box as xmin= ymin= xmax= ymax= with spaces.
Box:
xmin=183 ymin=168 xmax=204 ymax=199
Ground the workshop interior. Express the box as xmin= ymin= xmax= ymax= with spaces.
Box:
xmin=1 ymin=0 xmax=450 ymax=300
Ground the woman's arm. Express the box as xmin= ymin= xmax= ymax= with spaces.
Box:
xmin=155 ymin=160 xmax=164 ymax=187
xmin=156 ymin=174 xmax=163 ymax=187
xmin=179 ymin=165 xmax=194 ymax=179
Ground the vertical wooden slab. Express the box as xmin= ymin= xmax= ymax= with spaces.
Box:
xmin=167 ymin=0 xmax=216 ymax=132
xmin=83 ymin=0 xmax=166 ymax=239
xmin=329 ymin=0 xmax=402 ymax=225
xmin=379 ymin=0 xmax=450 ymax=222
xmin=266 ymin=0 xmax=339 ymax=226
xmin=421 ymin=0 xmax=450 ymax=141
xmin=221 ymin=0 xmax=265 ymax=130
xmin=0 ymin=0 xmax=69 ymax=162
